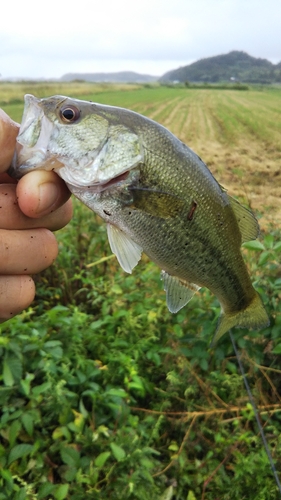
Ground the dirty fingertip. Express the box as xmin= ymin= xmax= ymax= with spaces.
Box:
xmin=17 ymin=170 xmax=71 ymax=218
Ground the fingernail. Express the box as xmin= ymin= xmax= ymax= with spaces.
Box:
xmin=37 ymin=182 xmax=60 ymax=214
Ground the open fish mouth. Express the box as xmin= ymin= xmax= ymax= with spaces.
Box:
xmin=97 ymin=170 xmax=130 ymax=189
xmin=9 ymin=96 xmax=56 ymax=178
xmin=83 ymin=170 xmax=130 ymax=192
xmin=10 ymin=146 xmax=132 ymax=193
xmin=54 ymin=161 xmax=134 ymax=193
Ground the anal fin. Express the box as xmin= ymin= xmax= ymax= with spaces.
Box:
xmin=107 ymin=224 xmax=142 ymax=273
xmin=161 ymin=271 xmax=200 ymax=313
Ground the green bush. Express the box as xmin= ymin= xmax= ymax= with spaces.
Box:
xmin=0 ymin=201 xmax=281 ymax=499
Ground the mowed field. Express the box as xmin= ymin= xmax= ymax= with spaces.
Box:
xmin=2 ymin=82 xmax=281 ymax=229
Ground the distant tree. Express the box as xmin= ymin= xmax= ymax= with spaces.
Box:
xmin=159 ymin=51 xmax=278 ymax=84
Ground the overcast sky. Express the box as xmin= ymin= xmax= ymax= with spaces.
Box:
xmin=1 ymin=0 xmax=280 ymax=79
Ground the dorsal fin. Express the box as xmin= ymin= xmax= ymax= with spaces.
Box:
xmin=161 ymin=271 xmax=200 ymax=313
xmin=228 ymin=195 xmax=260 ymax=243
xmin=107 ymin=224 xmax=142 ymax=273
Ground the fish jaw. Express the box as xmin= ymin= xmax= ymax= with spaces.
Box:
xmin=9 ymin=94 xmax=59 ymax=178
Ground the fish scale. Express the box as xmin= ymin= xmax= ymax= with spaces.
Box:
xmin=9 ymin=94 xmax=269 ymax=342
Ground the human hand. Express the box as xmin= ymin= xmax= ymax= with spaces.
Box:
xmin=0 ymin=109 xmax=73 ymax=321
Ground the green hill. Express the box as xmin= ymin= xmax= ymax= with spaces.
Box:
xmin=160 ymin=51 xmax=281 ymax=84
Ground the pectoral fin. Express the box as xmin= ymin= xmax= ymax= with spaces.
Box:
xmin=129 ymin=187 xmax=185 ymax=218
xmin=161 ymin=271 xmax=200 ymax=313
xmin=107 ymin=224 xmax=142 ymax=273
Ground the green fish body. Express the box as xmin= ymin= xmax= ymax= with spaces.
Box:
xmin=10 ymin=94 xmax=269 ymax=341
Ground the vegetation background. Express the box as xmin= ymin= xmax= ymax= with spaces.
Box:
xmin=0 ymin=82 xmax=281 ymax=499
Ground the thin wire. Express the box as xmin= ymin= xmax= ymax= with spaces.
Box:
xmin=229 ymin=330 xmax=281 ymax=494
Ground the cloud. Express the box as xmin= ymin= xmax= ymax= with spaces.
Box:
xmin=1 ymin=0 xmax=280 ymax=78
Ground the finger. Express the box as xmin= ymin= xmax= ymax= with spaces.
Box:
xmin=17 ymin=170 xmax=72 ymax=218
xmin=0 ymin=111 xmax=19 ymax=172
xmin=0 ymin=228 xmax=58 ymax=274
xmin=0 ymin=275 xmax=35 ymax=321
xmin=0 ymin=183 xmax=73 ymax=231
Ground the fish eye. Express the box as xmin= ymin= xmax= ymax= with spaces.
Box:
xmin=60 ymin=105 xmax=80 ymax=123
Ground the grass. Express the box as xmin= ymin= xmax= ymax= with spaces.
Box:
xmin=1 ymin=82 xmax=281 ymax=499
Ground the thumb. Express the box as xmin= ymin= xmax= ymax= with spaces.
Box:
xmin=0 ymin=110 xmax=19 ymax=173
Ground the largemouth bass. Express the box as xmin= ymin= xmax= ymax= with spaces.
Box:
xmin=9 ymin=94 xmax=269 ymax=342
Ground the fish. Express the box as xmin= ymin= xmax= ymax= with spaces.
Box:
xmin=9 ymin=94 xmax=269 ymax=342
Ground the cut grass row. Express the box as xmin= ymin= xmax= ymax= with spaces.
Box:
xmin=2 ymin=83 xmax=281 ymax=148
